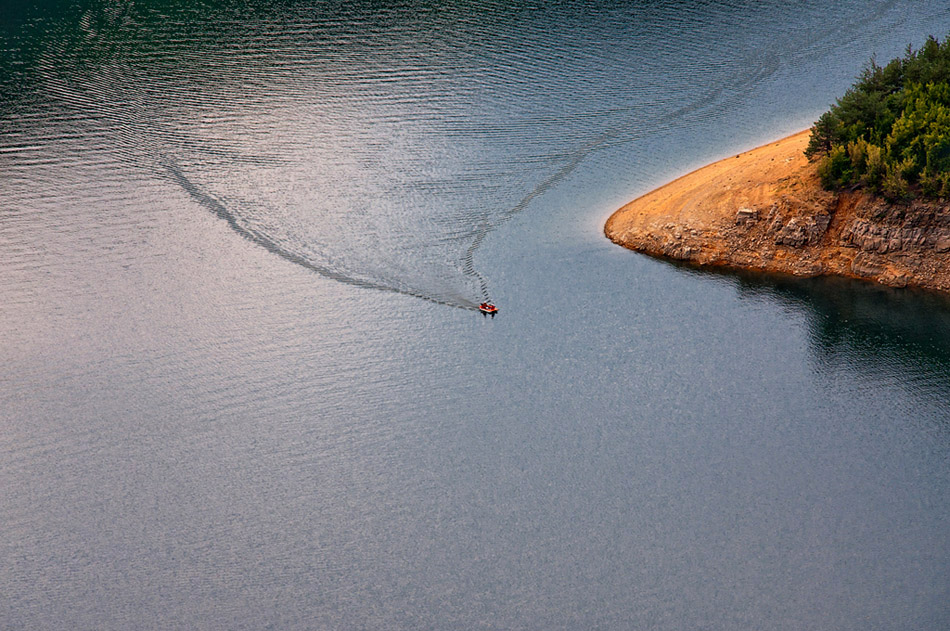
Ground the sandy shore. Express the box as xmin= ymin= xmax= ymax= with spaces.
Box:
xmin=605 ymin=130 xmax=950 ymax=293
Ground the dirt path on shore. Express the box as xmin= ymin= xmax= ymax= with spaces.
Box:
xmin=605 ymin=130 xmax=950 ymax=293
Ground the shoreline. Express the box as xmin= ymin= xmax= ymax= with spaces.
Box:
xmin=605 ymin=130 xmax=950 ymax=294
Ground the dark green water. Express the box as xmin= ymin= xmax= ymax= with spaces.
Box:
xmin=2 ymin=2 xmax=949 ymax=629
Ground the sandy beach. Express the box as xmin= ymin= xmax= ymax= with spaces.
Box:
xmin=605 ymin=130 xmax=950 ymax=293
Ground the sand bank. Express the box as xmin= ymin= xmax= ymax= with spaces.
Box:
xmin=605 ymin=130 xmax=950 ymax=293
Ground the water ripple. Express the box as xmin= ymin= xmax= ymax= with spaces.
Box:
xmin=1 ymin=0 xmax=823 ymax=308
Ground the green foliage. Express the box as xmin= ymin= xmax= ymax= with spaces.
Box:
xmin=818 ymin=144 xmax=852 ymax=188
xmin=807 ymin=35 xmax=950 ymax=199
xmin=883 ymin=162 xmax=911 ymax=200
xmin=885 ymin=81 xmax=950 ymax=176
xmin=805 ymin=110 xmax=841 ymax=158
xmin=864 ymin=142 xmax=885 ymax=189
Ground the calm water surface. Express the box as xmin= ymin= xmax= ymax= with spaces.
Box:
xmin=2 ymin=1 xmax=950 ymax=629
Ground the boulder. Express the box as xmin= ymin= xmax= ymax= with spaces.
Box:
xmin=735 ymin=207 xmax=758 ymax=224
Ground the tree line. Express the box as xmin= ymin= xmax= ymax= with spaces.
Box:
xmin=806 ymin=34 xmax=950 ymax=200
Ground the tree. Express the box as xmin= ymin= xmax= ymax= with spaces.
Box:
xmin=806 ymin=34 xmax=950 ymax=199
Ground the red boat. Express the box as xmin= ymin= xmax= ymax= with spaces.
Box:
xmin=479 ymin=302 xmax=499 ymax=315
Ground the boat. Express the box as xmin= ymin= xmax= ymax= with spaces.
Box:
xmin=479 ymin=302 xmax=499 ymax=315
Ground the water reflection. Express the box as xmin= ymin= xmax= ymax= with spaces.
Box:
xmin=677 ymin=261 xmax=950 ymax=411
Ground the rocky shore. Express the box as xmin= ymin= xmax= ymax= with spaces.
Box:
xmin=605 ymin=130 xmax=950 ymax=293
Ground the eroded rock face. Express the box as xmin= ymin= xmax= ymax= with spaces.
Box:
xmin=611 ymin=186 xmax=950 ymax=291
xmin=772 ymin=213 xmax=831 ymax=247
xmin=851 ymin=252 xmax=884 ymax=278
xmin=841 ymin=201 xmax=950 ymax=254
xmin=761 ymin=193 xmax=949 ymax=289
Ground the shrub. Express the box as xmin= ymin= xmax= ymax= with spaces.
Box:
xmin=818 ymin=144 xmax=852 ymax=189
xmin=920 ymin=167 xmax=941 ymax=196
xmin=848 ymin=138 xmax=868 ymax=172
xmin=922 ymin=168 xmax=950 ymax=197
xmin=864 ymin=142 xmax=885 ymax=188
xmin=882 ymin=162 xmax=911 ymax=200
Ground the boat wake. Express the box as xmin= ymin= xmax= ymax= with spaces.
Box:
xmin=17 ymin=0 xmax=894 ymax=312
xmin=162 ymin=162 xmax=479 ymax=310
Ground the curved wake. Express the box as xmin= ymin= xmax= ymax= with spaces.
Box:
xmin=20 ymin=0 xmax=900 ymax=312
xmin=162 ymin=161 xmax=480 ymax=310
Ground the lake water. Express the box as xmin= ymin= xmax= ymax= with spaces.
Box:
xmin=2 ymin=1 xmax=950 ymax=629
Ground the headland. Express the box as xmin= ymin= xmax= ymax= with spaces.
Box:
xmin=605 ymin=130 xmax=950 ymax=293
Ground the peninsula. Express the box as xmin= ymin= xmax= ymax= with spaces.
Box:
xmin=607 ymin=37 xmax=950 ymax=293
xmin=605 ymin=130 xmax=950 ymax=292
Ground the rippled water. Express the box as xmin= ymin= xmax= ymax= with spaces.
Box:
xmin=2 ymin=2 xmax=950 ymax=629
